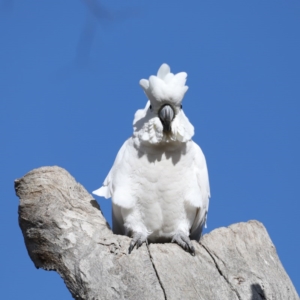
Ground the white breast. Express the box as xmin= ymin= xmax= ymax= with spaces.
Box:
xmin=112 ymin=138 xmax=202 ymax=241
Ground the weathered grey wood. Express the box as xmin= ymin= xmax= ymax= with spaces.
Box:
xmin=201 ymin=221 xmax=299 ymax=299
xmin=15 ymin=166 xmax=164 ymax=300
xmin=15 ymin=166 xmax=299 ymax=300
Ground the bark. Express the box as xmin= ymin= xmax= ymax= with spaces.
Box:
xmin=15 ymin=166 xmax=298 ymax=300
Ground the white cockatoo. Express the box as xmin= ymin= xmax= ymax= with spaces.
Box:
xmin=93 ymin=64 xmax=210 ymax=255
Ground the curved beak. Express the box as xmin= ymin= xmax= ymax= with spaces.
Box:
xmin=159 ymin=104 xmax=175 ymax=132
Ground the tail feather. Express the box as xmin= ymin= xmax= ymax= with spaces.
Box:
xmin=92 ymin=186 xmax=111 ymax=199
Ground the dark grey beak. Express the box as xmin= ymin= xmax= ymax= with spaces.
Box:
xmin=159 ymin=104 xmax=175 ymax=132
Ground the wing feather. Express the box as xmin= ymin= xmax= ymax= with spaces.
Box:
xmin=190 ymin=142 xmax=210 ymax=241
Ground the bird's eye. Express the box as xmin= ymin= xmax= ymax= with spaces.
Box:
xmin=150 ymin=105 xmax=152 ymax=110
xmin=180 ymin=104 xmax=183 ymax=109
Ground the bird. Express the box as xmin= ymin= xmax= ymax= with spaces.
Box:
xmin=93 ymin=63 xmax=210 ymax=255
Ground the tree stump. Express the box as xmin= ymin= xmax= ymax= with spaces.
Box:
xmin=15 ymin=166 xmax=299 ymax=300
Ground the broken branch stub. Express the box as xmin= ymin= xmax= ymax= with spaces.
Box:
xmin=15 ymin=166 xmax=299 ymax=300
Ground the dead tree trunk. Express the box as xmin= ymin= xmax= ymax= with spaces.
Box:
xmin=15 ymin=166 xmax=298 ymax=300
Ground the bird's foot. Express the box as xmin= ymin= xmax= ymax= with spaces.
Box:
xmin=128 ymin=232 xmax=147 ymax=254
xmin=171 ymin=232 xmax=195 ymax=256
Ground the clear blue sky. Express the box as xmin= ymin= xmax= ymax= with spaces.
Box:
xmin=1 ymin=1 xmax=299 ymax=298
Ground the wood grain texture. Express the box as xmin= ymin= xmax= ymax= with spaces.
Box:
xmin=15 ymin=166 xmax=299 ymax=300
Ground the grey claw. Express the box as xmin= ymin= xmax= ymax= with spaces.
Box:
xmin=137 ymin=239 xmax=143 ymax=249
xmin=128 ymin=241 xmax=135 ymax=254
xmin=172 ymin=232 xmax=195 ymax=256
xmin=128 ymin=232 xmax=147 ymax=254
